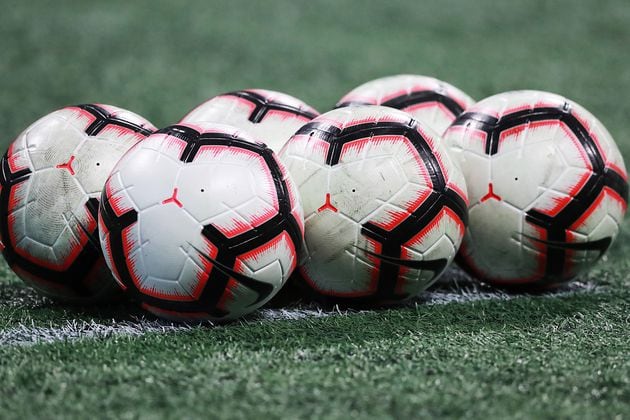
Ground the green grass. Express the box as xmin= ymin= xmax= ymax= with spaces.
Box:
xmin=1 ymin=287 xmax=629 ymax=419
xmin=1 ymin=0 xmax=630 ymax=418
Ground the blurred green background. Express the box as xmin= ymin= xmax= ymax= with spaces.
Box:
xmin=1 ymin=1 xmax=629 ymax=418
xmin=2 ymin=0 xmax=629 ymax=155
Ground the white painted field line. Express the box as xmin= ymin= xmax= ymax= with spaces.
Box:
xmin=0 ymin=308 xmax=336 ymax=346
xmin=0 ymin=278 xmax=597 ymax=347
xmin=0 ymin=319 xmax=191 ymax=347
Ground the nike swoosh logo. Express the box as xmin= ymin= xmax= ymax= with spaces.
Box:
xmin=189 ymin=243 xmax=275 ymax=306
xmin=519 ymin=233 xmax=612 ymax=257
xmin=354 ymin=246 xmax=449 ymax=273
xmin=69 ymin=210 xmax=101 ymax=252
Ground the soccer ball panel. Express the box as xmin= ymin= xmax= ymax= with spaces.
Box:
xmin=491 ymin=136 xmax=566 ymax=212
xmin=300 ymin=215 xmax=376 ymax=297
xmin=178 ymin=148 xmax=279 ymax=237
xmin=94 ymin=104 xmax=157 ymax=129
xmin=398 ymin=207 xmax=464 ymax=295
xmin=326 ymin=105 xmax=414 ymax=130
xmin=465 ymin=90 xmax=566 ymax=119
xmin=464 ymin=199 xmax=544 ymax=282
xmin=72 ymin=137 xmax=142 ymax=195
xmin=235 ymin=231 xmax=297 ymax=281
xmin=330 ymin=137 xmax=433 ymax=229
xmin=274 ymin=154 xmax=305 ymax=236
xmin=180 ymin=89 xmax=319 ymax=152
xmin=220 ymin=231 xmax=298 ymax=315
xmin=137 ymin=205 xmax=204 ymax=284
xmin=279 ymin=132 xmax=331 ymax=167
xmin=22 ymin=113 xmax=84 ymax=171
xmin=281 ymin=134 xmax=331 ymax=220
xmin=98 ymin=212 xmax=122 ymax=287
xmin=571 ymin=101 xmax=627 ymax=177
xmin=117 ymin=147 xmax=182 ymax=212
xmin=136 ymin=133 xmax=188 ymax=160
xmin=184 ymin=96 xmax=257 ymax=124
xmin=104 ymin=171 xmax=136 ymax=217
xmin=336 ymin=75 xmax=475 ymax=135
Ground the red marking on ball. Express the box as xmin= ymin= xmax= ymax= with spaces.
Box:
xmin=162 ymin=188 xmax=183 ymax=208
xmin=317 ymin=193 xmax=338 ymax=213
xmin=480 ymin=183 xmax=502 ymax=202
xmin=56 ymin=155 xmax=76 ymax=175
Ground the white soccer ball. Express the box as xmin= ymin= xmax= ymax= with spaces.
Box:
xmin=336 ymin=74 xmax=475 ymax=135
xmin=179 ymin=89 xmax=319 ymax=152
xmin=99 ymin=122 xmax=304 ymax=321
xmin=0 ymin=104 xmax=155 ymax=301
xmin=280 ymin=106 xmax=468 ymax=304
xmin=444 ymin=90 xmax=628 ymax=289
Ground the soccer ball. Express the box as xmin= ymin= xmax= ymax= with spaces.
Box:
xmin=280 ymin=106 xmax=468 ymax=304
xmin=0 ymin=104 xmax=155 ymax=301
xmin=443 ymin=90 xmax=628 ymax=289
xmin=336 ymin=75 xmax=475 ymax=135
xmin=98 ymin=123 xmax=304 ymax=321
xmin=179 ymin=89 xmax=319 ymax=152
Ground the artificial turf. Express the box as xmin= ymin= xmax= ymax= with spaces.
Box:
xmin=1 ymin=0 xmax=630 ymax=418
